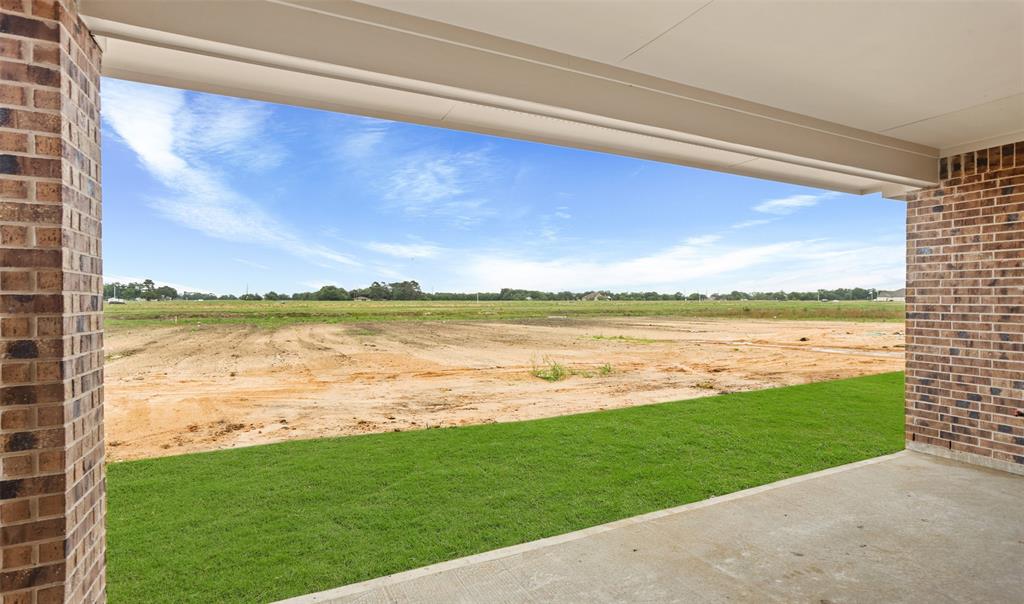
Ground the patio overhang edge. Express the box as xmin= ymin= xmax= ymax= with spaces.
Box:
xmin=82 ymin=0 xmax=940 ymax=196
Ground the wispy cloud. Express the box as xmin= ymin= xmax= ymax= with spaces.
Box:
xmin=366 ymin=241 xmax=443 ymax=259
xmin=441 ymin=236 xmax=904 ymax=293
xmin=536 ymin=204 xmax=575 ymax=242
xmin=730 ymin=218 xmax=774 ymax=229
xmin=333 ymin=129 xmax=500 ymax=228
xmin=455 ymin=237 xmax=804 ymax=292
xmin=102 ymin=80 xmax=359 ymax=268
xmin=754 ymin=193 xmax=834 ymax=215
xmin=337 ymin=119 xmax=389 ymax=159
xmin=733 ymin=243 xmax=906 ymax=291
xmin=381 ymin=149 xmax=495 ymax=225
xmin=685 ymin=234 xmax=721 ymax=246
xmin=180 ymin=95 xmax=285 ymax=169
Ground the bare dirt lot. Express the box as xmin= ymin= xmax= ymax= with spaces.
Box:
xmin=104 ymin=318 xmax=904 ymax=461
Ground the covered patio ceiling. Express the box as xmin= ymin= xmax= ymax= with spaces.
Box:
xmin=80 ymin=1 xmax=1024 ymax=196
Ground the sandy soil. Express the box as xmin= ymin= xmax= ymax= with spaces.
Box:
xmin=103 ymin=318 xmax=904 ymax=461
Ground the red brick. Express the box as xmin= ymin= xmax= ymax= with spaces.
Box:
xmin=0 ymin=546 xmax=31 ymax=571
xmin=0 ymin=563 xmax=64 ymax=592
xmin=32 ymin=134 xmax=58 ymax=156
xmin=1 ymin=409 xmax=34 ymax=431
xmin=0 ymin=224 xmax=28 ymax=245
xmin=0 ymin=108 xmax=60 ymax=133
xmin=29 ymin=0 xmax=59 ymax=21
xmin=0 ymin=317 xmax=31 ymax=337
xmin=35 ymin=494 xmax=60 ymax=517
xmin=29 ymin=42 xmax=57 ymax=65
xmin=0 ymin=500 xmax=31 ymax=523
xmin=907 ymin=138 xmax=1024 ymax=471
xmin=0 ymin=84 xmax=26 ymax=106
xmin=0 ymin=132 xmax=27 ymax=153
xmin=0 ymin=178 xmax=28 ymax=198
xmin=1 ymin=3 xmax=104 ymax=599
xmin=0 ymin=454 xmax=32 ymax=478
xmin=0 ymin=39 xmax=22 ymax=60
xmin=0 ymin=363 xmax=30 ymax=383
xmin=0 ymin=13 xmax=59 ymax=43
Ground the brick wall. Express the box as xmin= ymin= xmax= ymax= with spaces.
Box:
xmin=1 ymin=0 xmax=105 ymax=602
xmin=905 ymin=140 xmax=1024 ymax=475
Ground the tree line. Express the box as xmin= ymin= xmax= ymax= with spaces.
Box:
xmin=104 ymin=280 xmax=894 ymax=302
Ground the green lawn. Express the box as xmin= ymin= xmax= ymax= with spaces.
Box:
xmin=107 ymin=372 xmax=905 ymax=603
xmin=104 ymin=299 xmax=904 ymax=330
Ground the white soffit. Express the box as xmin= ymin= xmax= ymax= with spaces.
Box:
xmin=367 ymin=0 xmax=1024 ymax=156
xmin=81 ymin=0 xmax=943 ymax=195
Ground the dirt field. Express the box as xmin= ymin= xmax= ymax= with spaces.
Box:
xmin=104 ymin=318 xmax=904 ymax=461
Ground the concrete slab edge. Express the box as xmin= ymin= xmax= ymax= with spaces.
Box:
xmin=907 ymin=440 xmax=1024 ymax=476
xmin=275 ymin=450 xmax=909 ymax=603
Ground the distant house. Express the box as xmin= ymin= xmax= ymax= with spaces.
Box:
xmin=581 ymin=291 xmax=611 ymax=301
xmin=875 ymin=288 xmax=906 ymax=302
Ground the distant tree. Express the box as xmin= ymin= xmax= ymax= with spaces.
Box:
xmin=153 ymin=285 xmax=178 ymax=300
xmin=264 ymin=291 xmax=280 ymax=300
xmin=239 ymin=293 xmax=262 ymax=301
xmin=314 ymin=285 xmax=349 ymax=301
xmin=389 ymin=280 xmax=423 ymax=300
xmin=364 ymin=281 xmax=392 ymax=300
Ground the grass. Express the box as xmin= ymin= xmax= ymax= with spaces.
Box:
xmin=106 ymin=372 xmax=904 ymax=603
xmin=531 ymin=358 xmax=572 ymax=381
xmin=531 ymin=359 xmax=616 ymax=381
xmin=104 ymin=299 xmax=904 ymax=331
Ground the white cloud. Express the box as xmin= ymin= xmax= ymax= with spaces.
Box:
xmin=730 ymin=218 xmax=774 ymax=229
xmin=437 ymin=237 xmax=904 ymax=293
xmin=338 ymin=123 xmax=388 ymax=159
xmin=380 ymin=149 xmax=495 ymax=225
xmin=366 ymin=242 xmax=442 ymax=259
xmin=181 ymin=95 xmax=285 ymax=169
xmin=754 ymin=193 xmax=832 ymax=215
xmin=102 ymin=80 xmax=358 ymax=268
xmin=456 ymin=238 xmax=805 ymax=292
xmin=731 ymin=243 xmax=905 ymax=292
xmin=386 ymin=154 xmax=466 ymax=201
xmin=685 ymin=234 xmax=721 ymax=246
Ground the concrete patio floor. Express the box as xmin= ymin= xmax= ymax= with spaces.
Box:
xmin=281 ymin=451 xmax=1024 ymax=604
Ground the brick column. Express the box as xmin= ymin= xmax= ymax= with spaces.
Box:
xmin=1 ymin=0 xmax=104 ymax=602
xmin=905 ymin=140 xmax=1024 ymax=475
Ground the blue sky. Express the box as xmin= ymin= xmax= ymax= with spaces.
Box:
xmin=101 ymin=79 xmax=905 ymax=295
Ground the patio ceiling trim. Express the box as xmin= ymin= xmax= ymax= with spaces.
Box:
xmin=81 ymin=0 xmax=939 ymax=196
